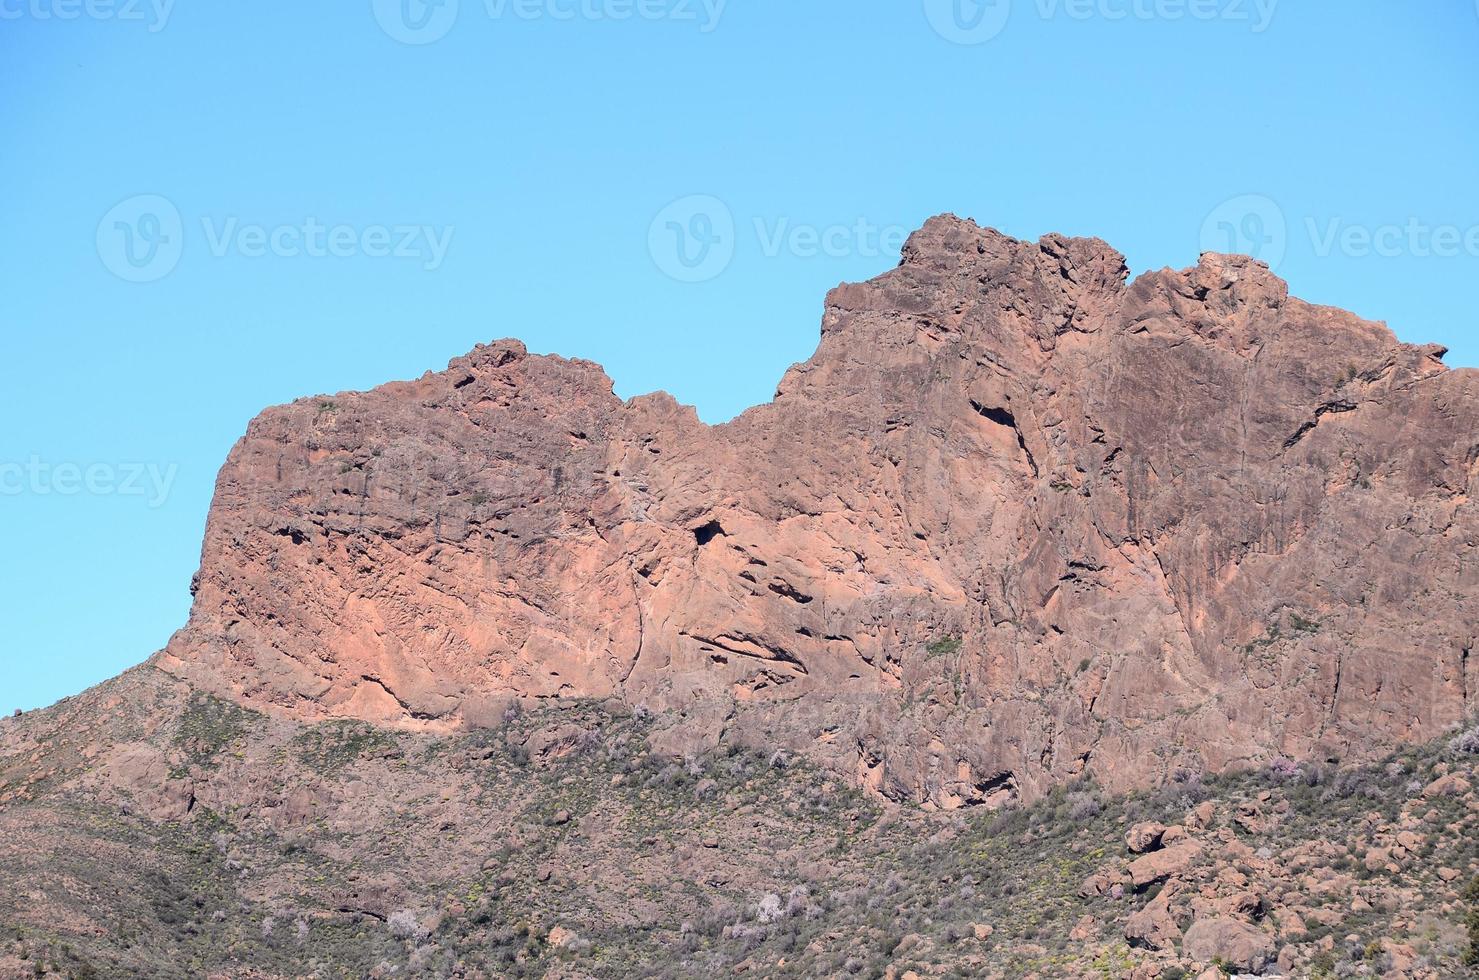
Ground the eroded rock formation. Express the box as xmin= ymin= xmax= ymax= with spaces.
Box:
xmin=155 ymin=215 xmax=1479 ymax=807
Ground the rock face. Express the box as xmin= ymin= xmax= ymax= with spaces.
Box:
xmin=1181 ymin=916 xmax=1275 ymax=973
xmin=155 ymin=214 xmax=1479 ymax=807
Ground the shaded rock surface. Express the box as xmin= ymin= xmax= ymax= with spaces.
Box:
xmin=152 ymin=214 xmax=1479 ymax=807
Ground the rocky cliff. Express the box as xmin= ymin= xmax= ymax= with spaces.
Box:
xmin=155 ymin=214 xmax=1479 ymax=808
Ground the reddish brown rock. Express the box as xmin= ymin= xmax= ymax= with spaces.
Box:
xmin=1382 ymin=938 xmax=1419 ymax=973
xmin=1068 ymin=914 xmax=1098 ymax=942
xmin=1186 ymin=801 xmax=1217 ymax=831
xmin=1212 ymin=890 xmax=1264 ymax=918
xmin=1235 ymin=801 xmax=1268 ymax=835
xmin=1125 ymin=821 xmax=1167 ymax=854
xmin=1078 ymin=867 xmax=1121 ymax=898
xmin=1182 ymin=916 xmax=1275 ymax=973
xmin=153 ymin=215 xmax=1479 ymax=806
xmin=1128 ymin=840 xmax=1204 ymax=888
xmin=105 ymin=743 xmax=195 ymax=821
xmin=1124 ymin=883 xmax=1181 ymax=950
xmin=1364 ymin=847 xmax=1393 ymax=873
xmin=1277 ymin=909 xmax=1307 ymax=938
xmin=1423 ymin=773 xmax=1473 ymax=798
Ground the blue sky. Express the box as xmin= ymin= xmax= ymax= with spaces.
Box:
xmin=2 ymin=2 xmax=1477 ymax=712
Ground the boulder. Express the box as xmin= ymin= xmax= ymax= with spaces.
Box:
xmin=1124 ymin=885 xmax=1181 ymax=951
xmin=1423 ymin=774 xmax=1472 ymax=798
xmin=1069 ymin=915 xmax=1098 ymax=941
xmin=1128 ymin=841 xmax=1204 ymax=889
xmin=1079 ymin=867 xmax=1121 ymax=898
xmin=1186 ymin=802 xmax=1216 ymax=831
xmin=1126 ymin=821 xmax=1167 ymax=854
xmin=1182 ymin=916 xmax=1274 ymax=973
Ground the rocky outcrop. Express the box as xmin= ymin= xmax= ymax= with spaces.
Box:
xmin=1126 ymin=821 xmax=1167 ymax=854
xmin=1129 ymin=841 xmax=1204 ymax=889
xmin=1182 ymin=916 xmax=1275 ymax=973
xmin=155 ymin=214 xmax=1479 ymax=807
xmin=1124 ymin=882 xmax=1181 ymax=951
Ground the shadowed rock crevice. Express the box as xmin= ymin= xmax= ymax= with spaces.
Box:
xmin=970 ymin=399 xmax=1039 ymax=476
xmin=1282 ymin=399 xmax=1358 ymax=450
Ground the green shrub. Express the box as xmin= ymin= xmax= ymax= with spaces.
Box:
xmin=172 ymin=693 xmax=254 ymax=773
xmin=290 ymin=720 xmax=398 ymax=772
xmin=926 ymin=636 xmax=962 ymax=657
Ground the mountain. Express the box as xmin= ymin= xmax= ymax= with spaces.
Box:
xmin=158 ymin=214 xmax=1475 ymax=807
xmin=2 ymin=214 xmax=1477 ymax=979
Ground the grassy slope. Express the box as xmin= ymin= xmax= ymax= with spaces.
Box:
xmin=0 ymin=668 xmax=1475 ymax=979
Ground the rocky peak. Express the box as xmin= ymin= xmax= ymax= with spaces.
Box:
xmin=155 ymin=215 xmax=1478 ymax=809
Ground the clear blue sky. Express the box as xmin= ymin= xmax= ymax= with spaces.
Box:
xmin=3 ymin=2 xmax=1477 ymax=712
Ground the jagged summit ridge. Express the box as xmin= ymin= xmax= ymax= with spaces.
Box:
xmin=155 ymin=214 xmax=1477 ymax=808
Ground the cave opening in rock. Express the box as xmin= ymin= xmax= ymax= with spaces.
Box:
xmin=971 ymin=401 xmax=1018 ymax=429
xmin=693 ymin=520 xmax=726 ymax=547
